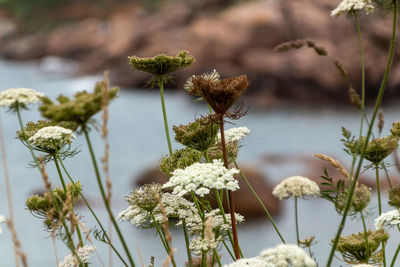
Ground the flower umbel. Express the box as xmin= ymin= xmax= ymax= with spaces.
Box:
xmin=28 ymin=126 xmax=76 ymax=151
xmin=217 ymin=127 xmax=250 ymax=143
xmin=374 ymin=209 xmax=400 ymax=229
xmin=273 ymin=176 xmax=320 ymax=200
xmin=223 ymin=258 xmax=267 ymax=267
xmin=259 ymin=244 xmax=317 ymax=267
xmin=0 ymin=88 xmax=44 ymax=110
xmin=162 ymin=160 xmax=239 ymax=197
xmin=58 ymin=245 xmax=96 ymax=267
xmin=331 ymin=0 xmax=374 ymax=17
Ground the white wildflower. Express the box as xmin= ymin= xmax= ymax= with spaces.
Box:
xmin=259 ymin=244 xmax=317 ymax=267
xmin=374 ymin=209 xmax=400 ymax=229
xmin=28 ymin=126 xmax=75 ymax=150
xmin=58 ymin=245 xmax=95 ymax=267
xmin=163 ymin=160 xmax=239 ymax=197
xmin=331 ymin=0 xmax=374 ymax=17
xmin=184 ymin=209 xmax=244 ymax=235
xmin=0 ymin=88 xmax=44 ymax=108
xmin=0 ymin=215 xmax=6 ymax=234
xmin=189 ymin=235 xmax=222 ymax=255
xmin=272 ymin=176 xmax=320 ymax=200
xmin=223 ymin=258 xmax=267 ymax=267
xmin=218 ymin=127 xmax=250 ymax=142
xmin=184 ymin=69 xmax=220 ymax=92
xmin=352 ymin=264 xmax=375 ymax=267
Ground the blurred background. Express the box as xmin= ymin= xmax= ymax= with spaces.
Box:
xmin=0 ymin=0 xmax=400 ymax=266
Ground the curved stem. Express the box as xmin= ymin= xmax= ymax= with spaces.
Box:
xmin=58 ymin=157 xmax=128 ymax=267
xmin=326 ymin=4 xmax=398 ymax=266
xmin=295 ymin=197 xmax=300 ymax=246
xmin=159 ymin=79 xmax=173 ymax=156
xmin=233 ymin=161 xmax=286 ymax=243
xmin=182 ymin=219 xmax=193 ymax=267
xmin=83 ymin=126 xmax=136 ymax=267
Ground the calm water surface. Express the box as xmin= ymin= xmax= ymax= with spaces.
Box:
xmin=0 ymin=59 xmax=399 ymax=266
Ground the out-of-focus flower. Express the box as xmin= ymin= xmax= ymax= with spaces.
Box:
xmin=273 ymin=176 xmax=320 ymax=200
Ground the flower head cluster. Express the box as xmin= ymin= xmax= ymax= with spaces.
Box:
xmin=28 ymin=126 xmax=75 ymax=151
xmin=189 ymin=235 xmax=222 ymax=255
xmin=388 ymin=185 xmax=400 ymax=209
xmin=374 ymin=209 xmax=400 ymax=229
xmin=162 ymin=160 xmax=239 ymax=197
xmin=58 ymin=245 xmax=96 ymax=267
xmin=273 ymin=176 xmax=320 ymax=200
xmin=39 ymin=79 xmax=118 ymax=126
xmin=335 ymin=184 xmax=371 ymax=214
xmin=218 ymin=127 xmax=250 ymax=143
xmin=352 ymin=265 xmax=375 ymax=267
xmin=129 ymin=50 xmax=195 ymax=77
xmin=259 ymin=244 xmax=317 ymax=267
xmin=118 ymin=185 xmax=197 ymax=227
xmin=173 ymin=115 xmax=219 ymax=152
xmin=223 ymin=258 xmax=267 ymax=267
xmin=335 ymin=229 xmax=388 ymax=264
xmin=0 ymin=88 xmax=44 ymax=110
xmin=331 ymin=0 xmax=374 ymax=17
xmin=0 ymin=215 xmax=6 ymax=234
xmin=160 ymin=148 xmax=202 ymax=177
xmin=184 ymin=69 xmax=220 ymax=94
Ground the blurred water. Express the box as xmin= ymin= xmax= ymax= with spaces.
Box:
xmin=0 ymin=59 xmax=399 ymax=266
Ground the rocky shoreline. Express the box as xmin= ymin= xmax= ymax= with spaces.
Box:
xmin=0 ymin=0 xmax=399 ymax=106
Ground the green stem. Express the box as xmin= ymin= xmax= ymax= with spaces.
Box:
xmin=326 ymin=4 xmax=398 ymax=266
xmin=391 ymin=242 xmax=400 ymax=267
xmin=159 ymin=79 xmax=173 ymax=156
xmin=213 ymin=249 xmax=222 ymax=267
xmin=83 ymin=126 xmax=136 ymax=267
xmin=182 ymin=219 xmax=193 ymax=267
xmin=376 ymin=164 xmax=382 ymax=215
xmin=360 ymin=211 xmax=369 ymax=262
xmin=58 ymin=157 xmax=128 ymax=267
xmin=149 ymin=212 xmax=170 ymax=257
xmin=295 ymin=197 xmax=300 ymax=246
xmin=355 ymin=12 xmax=366 ymax=138
xmin=233 ymin=161 xmax=286 ymax=243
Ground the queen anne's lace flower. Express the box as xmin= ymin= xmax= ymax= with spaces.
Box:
xmin=0 ymin=88 xmax=44 ymax=108
xmin=331 ymin=0 xmax=374 ymax=17
xmin=218 ymin=127 xmax=250 ymax=142
xmin=273 ymin=176 xmax=320 ymax=200
xmin=0 ymin=215 xmax=6 ymax=234
xmin=259 ymin=244 xmax=317 ymax=267
xmin=184 ymin=69 xmax=220 ymax=92
xmin=28 ymin=126 xmax=75 ymax=150
xmin=223 ymin=258 xmax=267 ymax=267
xmin=118 ymin=192 xmax=197 ymax=227
xmin=162 ymin=160 xmax=239 ymax=197
xmin=189 ymin=236 xmax=222 ymax=255
xmin=58 ymin=245 xmax=95 ymax=267
xmin=374 ymin=209 xmax=400 ymax=229
xmin=352 ymin=264 xmax=375 ymax=267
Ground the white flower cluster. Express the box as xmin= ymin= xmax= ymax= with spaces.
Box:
xmin=374 ymin=209 xmax=400 ymax=229
xmin=118 ymin=193 xmax=197 ymax=227
xmin=189 ymin=235 xmax=222 ymax=255
xmin=352 ymin=264 xmax=375 ymax=267
xmin=0 ymin=215 xmax=6 ymax=234
xmin=28 ymin=126 xmax=76 ymax=150
xmin=184 ymin=69 xmax=220 ymax=92
xmin=331 ymin=0 xmax=374 ymax=17
xmin=58 ymin=245 xmax=95 ymax=267
xmin=0 ymin=88 xmax=44 ymax=107
xmin=259 ymin=244 xmax=317 ymax=267
xmin=218 ymin=127 xmax=250 ymax=143
xmin=273 ymin=176 xmax=320 ymax=200
xmin=184 ymin=209 xmax=244 ymax=235
xmin=162 ymin=160 xmax=239 ymax=197
xmin=223 ymin=258 xmax=267 ymax=267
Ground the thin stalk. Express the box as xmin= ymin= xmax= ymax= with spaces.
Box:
xmin=355 ymin=12 xmax=366 ymax=138
xmin=360 ymin=211 xmax=369 ymax=261
xmin=376 ymin=164 xmax=382 ymax=215
xmin=159 ymin=78 xmax=173 ymax=156
xmin=159 ymin=226 xmax=177 ymax=267
xmin=219 ymin=118 xmax=240 ymax=259
xmin=233 ymin=161 xmax=285 ymax=243
xmin=327 ymin=4 xmax=398 ymax=266
xmin=182 ymin=219 xmax=193 ymax=267
xmin=58 ymin=157 xmax=128 ymax=267
xmin=213 ymin=249 xmax=222 ymax=267
xmin=82 ymin=126 xmax=136 ymax=267
xmin=295 ymin=197 xmax=300 ymax=246
xmin=391 ymin=242 xmax=400 ymax=267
